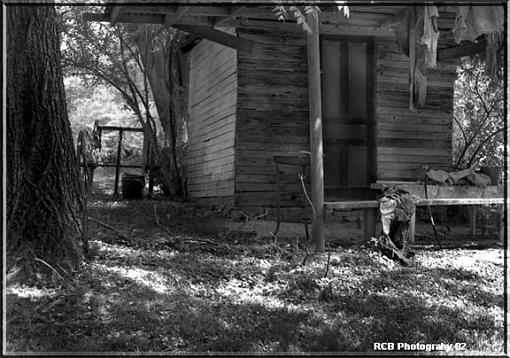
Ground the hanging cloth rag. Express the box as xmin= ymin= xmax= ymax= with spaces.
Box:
xmin=419 ymin=5 xmax=440 ymax=68
xmin=453 ymin=5 xmax=504 ymax=43
xmin=485 ymin=32 xmax=502 ymax=79
xmin=396 ymin=6 xmax=440 ymax=111
xmin=453 ymin=5 xmax=504 ymax=78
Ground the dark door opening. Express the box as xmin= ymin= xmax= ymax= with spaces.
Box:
xmin=321 ymin=37 xmax=375 ymax=199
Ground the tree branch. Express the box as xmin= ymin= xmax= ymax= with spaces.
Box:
xmin=455 ymin=82 xmax=502 ymax=168
xmin=466 ymin=127 xmax=504 ymax=168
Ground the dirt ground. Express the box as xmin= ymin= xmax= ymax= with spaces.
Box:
xmin=6 ymin=179 xmax=505 ymax=353
xmin=90 ymin=166 xmax=503 ymax=249
xmin=5 ymin=167 xmax=500 ymax=353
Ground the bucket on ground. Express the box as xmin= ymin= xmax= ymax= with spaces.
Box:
xmin=121 ymin=173 xmax=145 ymax=199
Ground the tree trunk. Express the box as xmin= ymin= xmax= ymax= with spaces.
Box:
xmin=7 ymin=5 xmax=85 ymax=282
xmin=133 ymin=28 xmax=185 ymax=198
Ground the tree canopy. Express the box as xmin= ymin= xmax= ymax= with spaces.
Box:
xmin=453 ymin=55 xmax=504 ymax=169
xmin=59 ymin=5 xmax=188 ymax=198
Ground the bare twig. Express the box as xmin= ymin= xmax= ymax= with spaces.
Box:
xmin=154 ymin=205 xmax=230 ymax=248
xmin=455 ymin=80 xmax=502 ymax=168
xmin=323 ymin=243 xmax=331 ymax=278
xmin=299 ymin=172 xmax=316 ymax=224
xmin=268 ymin=231 xmax=278 ymax=243
xmin=252 ymin=208 xmax=270 ymax=221
xmin=452 ymin=115 xmax=468 ymax=145
xmin=224 ymin=209 xmax=269 ymax=239
xmin=88 ymin=216 xmax=129 ymax=240
xmin=56 ymin=263 xmax=73 ymax=280
xmin=301 ymin=247 xmax=311 ymax=266
xmin=153 ymin=205 xmax=174 ymax=236
xmin=34 ymin=258 xmax=65 ymax=281
xmin=466 ymin=127 xmax=504 ymax=168
xmin=268 ymin=231 xmax=284 ymax=259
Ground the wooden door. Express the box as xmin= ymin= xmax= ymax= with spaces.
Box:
xmin=321 ymin=37 xmax=375 ymax=199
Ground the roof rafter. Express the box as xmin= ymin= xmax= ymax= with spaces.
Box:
xmin=173 ymin=25 xmax=255 ymax=52
xmin=437 ymin=37 xmax=487 ymax=61
xmin=110 ymin=6 xmax=124 ymax=25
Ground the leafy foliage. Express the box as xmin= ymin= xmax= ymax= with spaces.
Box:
xmin=273 ymin=3 xmax=349 ymax=33
xmin=59 ymin=5 xmax=187 ymax=198
xmin=453 ymin=56 xmax=504 ymax=169
xmin=65 ymin=77 xmax=131 ymax=138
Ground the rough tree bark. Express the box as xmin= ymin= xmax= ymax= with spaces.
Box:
xmin=7 ymin=5 xmax=85 ymax=282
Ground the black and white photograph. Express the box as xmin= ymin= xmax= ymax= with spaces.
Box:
xmin=4 ymin=1 xmax=507 ymax=355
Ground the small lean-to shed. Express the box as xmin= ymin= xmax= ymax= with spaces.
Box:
xmin=86 ymin=3 xmax=505 ymax=248
xmin=180 ymin=6 xmax=463 ymax=212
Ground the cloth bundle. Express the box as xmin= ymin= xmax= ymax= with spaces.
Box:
xmin=452 ymin=6 xmax=504 ymax=79
xmin=426 ymin=168 xmax=491 ymax=187
xmin=376 ymin=187 xmax=417 ymax=265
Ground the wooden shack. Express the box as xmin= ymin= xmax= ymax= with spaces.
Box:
xmin=188 ymin=25 xmax=457 ymax=195
xmin=86 ymin=4 xmax=505 ymax=250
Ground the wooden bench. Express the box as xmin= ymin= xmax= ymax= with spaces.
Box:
xmin=325 ymin=191 xmax=504 ymax=243
xmin=324 ymin=200 xmax=380 ymax=241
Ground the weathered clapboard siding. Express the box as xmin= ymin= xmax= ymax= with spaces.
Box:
xmin=183 ymin=21 xmax=459 ymax=218
xmin=375 ymin=40 xmax=455 ymax=181
xmin=231 ymin=30 xmax=457 ymax=215
xmin=187 ymin=36 xmax=237 ymax=204
xmin=235 ymin=29 xmax=310 ymax=213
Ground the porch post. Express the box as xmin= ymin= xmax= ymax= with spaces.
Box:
xmin=306 ymin=10 xmax=325 ymax=253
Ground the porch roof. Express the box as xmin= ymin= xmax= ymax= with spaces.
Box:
xmin=84 ymin=4 xmax=501 ymax=60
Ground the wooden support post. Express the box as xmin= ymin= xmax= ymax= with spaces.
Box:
xmin=499 ymin=204 xmax=504 ymax=243
xmin=306 ymin=10 xmax=325 ymax=253
xmin=364 ymin=208 xmax=377 ymax=241
xmin=114 ymin=129 xmax=123 ymax=197
xmin=408 ymin=7 xmax=416 ymax=112
xmin=273 ymin=161 xmax=281 ymax=236
xmin=110 ymin=5 xmax=125 ymax=26
xmin=173 ymin=25 xmax=255 ymax=52
xmin=88 ymin=167 xmax=95 ymax=194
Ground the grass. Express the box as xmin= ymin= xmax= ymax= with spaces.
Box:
xmin=5 ymin=196 xmax=506 ymax=354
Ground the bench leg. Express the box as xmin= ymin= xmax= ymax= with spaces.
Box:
xmin=498 ymin=204 xmax=504 ymax=243
xmin=469 ymin=206 xmax=477 ymax=239
xmin=409 ymin=210 xmax=416 ymax=243
xmin=364 ymin=208 xmax=377 ymax=241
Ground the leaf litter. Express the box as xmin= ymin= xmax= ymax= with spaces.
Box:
xmin=6 ymin=198 xmax=505 ymax=353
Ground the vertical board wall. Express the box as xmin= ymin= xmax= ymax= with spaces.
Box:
xmin=376 ymin=39 xmax=456 ymax=180
xmin=184 ymin=30 xmax=457 ymax=212
xmin=187 ymin=39 xmax=237 ymax=205
xmin=235 ymin=29 xmax=310 ymax=218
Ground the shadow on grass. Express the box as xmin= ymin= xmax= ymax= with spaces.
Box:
xmin=7 ymin=254 xmax=504 ymax=354
xmin=7 ymin=198 xmax=505 ymax=353
xmin=6 ymin=269 xmax=312 ymax=353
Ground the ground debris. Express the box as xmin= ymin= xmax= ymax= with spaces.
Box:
xmin=6 ymin=197 xmax=505 ymax=354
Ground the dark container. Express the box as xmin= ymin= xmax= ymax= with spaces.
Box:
xmin=121 ymin=173 xmax=145 ymax=199
xmin=480 ymin=166 xmax=502 ymax=185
